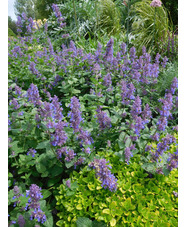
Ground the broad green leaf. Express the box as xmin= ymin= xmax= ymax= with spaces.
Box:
xmin=36 ymin=140 xmax=51 ymax=150
xmin=92 ymin=220 xmax=107 ymax=227
xmin=36 ymin=163 xmax=46 ymax=173
xmin=76 ymin=217 xmax=92 ymax=227
xmin=42 ymin=190 xmax=52 ymax=199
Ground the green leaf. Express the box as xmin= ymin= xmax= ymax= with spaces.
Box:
xmin=163 ymin=168 xmax=171 ymax=176
xmin=42 ymin=190 xmax=52 ymax=199
xmin=76 ymin=204 xmax=83 ymax=210
xmin=92 ymin=220 xmax=107 ymax=227
xmin=36 ymin=140 xmax=51 ymax=150
xmin=114 ymin=151 xmax=124 ymax=162
xmin=141 ymin=163 xmax=156 ymax=174
xmin=36 ymin=163 xmax=47 ymax=174
xmin=43 ymin=215 xmax=53 ymax=227
xmin=49 ymin=165 xmax=63 ymax=177
xmin=118 ymin=140 xmax=125 ymax=149
xmin=76 ymin=217 xmax=92 ymax=227
xmin=125 ymin=137 xmax=132 ymax=147
xmin=47 ymin=177 xmax=61 ymax=187
xmin=65 ymin=161 xmax=74 ymax=169
xmin=72 ymin=88 xmax=81 ymax=94
xmin=119 ymin=132 xmax=126 ymax=141
xmin=84 ymin=94 xmax=97 ymax=101
xmin=68 ymin=79 xmax=73 ymax=85
xmin=40 ymin=200 xmax=46 ymax=210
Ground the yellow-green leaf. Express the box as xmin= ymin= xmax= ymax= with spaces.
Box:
xmin=110 ymin=218 xmax=116 ymax=226
xmin=102 ymin=209 xmax=110 ymax=214
xmin=88 ymin=184 xmax=95 ymax=191
xmin=96 ymin=186 xmax=102 ymax=190
xmin=76 ymin=204 xmax=82 ymax=210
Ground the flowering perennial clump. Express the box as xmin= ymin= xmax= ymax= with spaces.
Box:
xmin=89 ymin=158 xmax=118 ymax=191
xmin=96 ymin=106 xmax=111 ymax=130
xmin=8 ymin=5 xmax=178 ymax=227
xmin=76 ymin=128 xmax=93 ymax=146
xmin=50 ymin=121 xmax=68 ymax=147
xmin=131 ymin=96 xmax=142 ymax=118
xmin=120 ymin=80 xmax=135 ymax=105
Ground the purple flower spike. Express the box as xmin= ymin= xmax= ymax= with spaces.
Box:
xmin=124 ymin=145 xmax=135 ymax=164
xmin=68 ymin=97 xmax=83 ymax=132
xmin=30 ymin=208 xmax=46 ymax=224
xmin=96 ymin=107 xmax=111 ymax=130
xmin=131 ymin=96 xmax=142 ymax=118
xmin=89 ymin=158 xmax=117 ymax=191
xmin=27 ymin=84 xmax=42 ymax=106
xmin=26 ymin=184 xmax=43 ymax=210
xmin=170 ymin=77 xmax=178 ymax=94
xmin=104 ymin=38 xmax=114 ymax=62
xmin=18 ymin=215 xmax=25 ymax=227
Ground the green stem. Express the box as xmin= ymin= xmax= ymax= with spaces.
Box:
xmin=14 ymin=156 xmax=19 ymax=166
xmin=151 ymin=8 xmax=157 ymax=53
xmin=73 ymin=0 xmax=79 ymax=37
xmin=142 ymin=128 xmax=158 ymax=154
xmin=48 ymin=131 xmax=63 ymax=165
xmin=126 ymin=0 xmax=130 ymax=53
xmin=95 ymin=0 xmax=98 ymax=38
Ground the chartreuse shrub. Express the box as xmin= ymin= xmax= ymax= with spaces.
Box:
xmin=55 ymin=151 xmax=178 ymax=227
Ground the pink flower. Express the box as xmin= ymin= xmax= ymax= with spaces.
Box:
xmin=150 ymin=0 xmax=162 ymax=7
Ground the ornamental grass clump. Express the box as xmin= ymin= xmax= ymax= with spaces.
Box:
xmin=131 ymin=0 xmax=170 ymax=55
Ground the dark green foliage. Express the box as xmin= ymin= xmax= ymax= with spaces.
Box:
xmin=8 ymin=28 xmax=16 ymax=37
xmin=161 ymin=0 xmax=178 ymax=29
xmin=8 ymin=16 xmax=18 ymax=35
xmin=35 ymin=0 xmax=59 ymax=19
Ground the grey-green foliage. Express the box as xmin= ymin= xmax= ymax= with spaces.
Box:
xmin=58 ymin=0 xmax=97 ymax=39
xmin=14 ymin=0 xmax=38 ymax=19
xmin=131 ymin=0 xmax=171 ymax=55
xmin=156 ymin=61 xmax=178 ymax=96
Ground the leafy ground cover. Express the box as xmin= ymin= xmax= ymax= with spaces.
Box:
xmin=8 ymin=2 xmax=178 ymax=227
